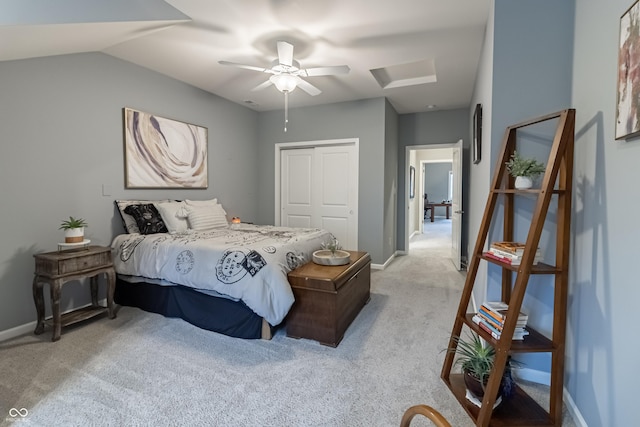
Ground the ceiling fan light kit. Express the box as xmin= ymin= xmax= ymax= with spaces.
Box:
xmin=270 ymin=74 xmax=298 ymax=92
xmin=219 ymin=40 xmax=350 ymax=132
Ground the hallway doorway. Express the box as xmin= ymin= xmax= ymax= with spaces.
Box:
xmin=405 ymin=141 xmax=462 ymax=269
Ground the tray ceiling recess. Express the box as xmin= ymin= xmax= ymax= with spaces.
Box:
xmin=370 ymin=58 xmax=437 ymax=89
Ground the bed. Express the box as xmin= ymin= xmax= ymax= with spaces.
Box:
xmin=111 ymin=199 xmax=333 ymax=339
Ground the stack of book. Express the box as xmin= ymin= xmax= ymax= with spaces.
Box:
xmin=483 ymin=241 xmax=542 ymax=266
xmin=472 ymin=301 xmax=529 ymax=340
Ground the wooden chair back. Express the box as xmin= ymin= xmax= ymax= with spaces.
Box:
xmin=400 ymin=405 xmax=452 ymax=427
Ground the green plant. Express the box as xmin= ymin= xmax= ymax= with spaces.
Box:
xmin=59 ymin=216 xmax=88 ymax=230
xmin=447 ymin=332 xmax=520 ymax=399
xmin=450 ymin=332 xmax=495 ymax=384
xmin=322 ymin=237 xmax=341 ymax=255
xmin=505 ymin=151 xmax=545 ymax=178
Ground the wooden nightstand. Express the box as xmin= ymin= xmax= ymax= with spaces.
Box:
xmin=33 ymin=245 xmax=116 ymax=341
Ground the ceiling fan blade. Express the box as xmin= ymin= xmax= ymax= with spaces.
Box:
xmin=302 ymin=65 xmax=351 ymax=77
xmin=218 ymin=60 xmax=268 ymax=73
xmin=295 ymin=77 xmax=321 ymax=96
xmin=277 ymin=41 xmax=294 ymax=67
xmin=251 ymin=79 xmax=273 ymax=92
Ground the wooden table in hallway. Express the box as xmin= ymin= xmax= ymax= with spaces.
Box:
xmin=426 ymin=202 xmax=451 ymax=222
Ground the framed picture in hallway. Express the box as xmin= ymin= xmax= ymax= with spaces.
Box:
xmin=473 ymin=103 xmax=482 ymax=164
xmin=616 ymin=0 xmax=640 ymax=140
xmin=409 ymin=166 xmax=415 ymax=199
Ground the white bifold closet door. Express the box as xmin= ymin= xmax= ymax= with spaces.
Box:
xmin=280 ymin=144 xmax=358 ymax=250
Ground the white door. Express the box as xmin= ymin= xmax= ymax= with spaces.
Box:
xmin=280 ymin=143 xmax=358 ymax=250
xmin=451 ymin=140 xmax=463 ymax=270
xmin=280 ymin=148 xmax=314 ymax=228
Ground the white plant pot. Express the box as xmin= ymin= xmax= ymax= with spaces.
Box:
xmin=64 ymin=227 xmax=84 ymax=243
xmin=312 ymin=249 xmax=351 ymax=266
xmin=514 ymin=176 xmax=533 ymax=189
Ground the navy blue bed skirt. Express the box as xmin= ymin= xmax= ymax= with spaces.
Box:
xmin=114 ymin=278 xmax=268 ymax=339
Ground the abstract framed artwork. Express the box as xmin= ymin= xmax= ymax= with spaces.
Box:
xmin=123 ymin=107 xmax=208 ymax=188
xmin=473 ymin=103 xmax=482 ymax=164
xmin=617 ymin=0 xmax=640 ymax=140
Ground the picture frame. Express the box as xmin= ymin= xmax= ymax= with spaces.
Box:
xmin=473 ymin=103 xmax=482 ymax=164
xmin=409 ymin=166 xmax=416 ymax=199
xmin=616 ymin=0 xmax=640 ymax=140
xmin=123 ymin=107 xmax=208 ymax=188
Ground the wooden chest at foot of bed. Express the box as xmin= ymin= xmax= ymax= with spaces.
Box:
xmin=286 ymin=251 xmax=371 ymax=347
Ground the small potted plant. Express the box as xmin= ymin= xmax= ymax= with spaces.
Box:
xmin=505 ymin=151 xmax=546 ymax=189
xmin=447 ymin=332 xmax=518 ymax=403
xmin=312 ymin=237 xmax=350 ymax=266
xmin=59 ymin=216 xmax=88 ymax=243
xmin=322 ymin=237 xmax=342 ymax=256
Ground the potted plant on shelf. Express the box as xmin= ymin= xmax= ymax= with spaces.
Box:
xmin=59 ymin=216 xmax=88 ymax=243
xmin=505 ymin=151 xmax=546 ymax=189
xmin=447 ymin=332 xmax=518 ymax=404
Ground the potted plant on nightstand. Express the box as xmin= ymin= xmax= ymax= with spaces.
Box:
xmin=505 ymin=151 xmax=546 ymax=189
xmin=59 ymin=216 xmax=88 ymax=243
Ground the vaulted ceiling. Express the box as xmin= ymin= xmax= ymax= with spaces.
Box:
xmin=1 ymin=0 xmax=490 ymax=113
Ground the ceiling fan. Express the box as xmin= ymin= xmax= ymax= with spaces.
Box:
xmin=219 ymin=40 xmax=350 ymax=131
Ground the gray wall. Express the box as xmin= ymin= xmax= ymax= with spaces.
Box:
xmin=484 ymin=0 xmax=575 ymax=377
xmin=0 ymin=52 xmax=259 ymax=332
xmin=469 ymin=0 xmax=638 ymax=425
xmin=424 ymin=163 xmax=452 ymax=205
xmin=571 ymin=1 xmax=638 ymax=425
xmin=383 ymin=99 xmax=399 ymax=262
xmin=256 ymin=97 xmax=392 ymax=264
xmin=397 ymin=109 xmax=470 ymax=251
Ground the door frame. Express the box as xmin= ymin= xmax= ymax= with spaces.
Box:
xmin=404 ymin=142 xmax=462 ymax=255
xmin=274 ymin=138 xmax=359 ymax=234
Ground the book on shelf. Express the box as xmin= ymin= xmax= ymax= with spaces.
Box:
xmin=489 ymin=241 xmax=527 ymax=255
xmin=481 ymin=301 xmax=529 ymax=324
xmin=465 ymin=389 xmax=502 ymax=409
xmin=488 ymin=246 xmax=541 ymax=260
xmin=471 ymin=314 xmax=529 ymax=340
xmin=483 ymin=250 xmax=541 ymax=266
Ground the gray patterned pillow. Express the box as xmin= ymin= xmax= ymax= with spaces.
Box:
xmin=123 ymin=204 xmax=169 ymax=235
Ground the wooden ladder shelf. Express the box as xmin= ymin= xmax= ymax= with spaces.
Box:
xmin=440 ymin=109 xmax=575 ymax=427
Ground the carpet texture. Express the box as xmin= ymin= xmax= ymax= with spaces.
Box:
xmin=1 ymin=220 xmax=574 ymax=426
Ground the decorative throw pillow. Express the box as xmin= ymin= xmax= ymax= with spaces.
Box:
xmin=116 ymin=199 xmax=170 ymax=233
xmin=123 ymin=204 xmax=169 ymax=235
xmin=186 ymin=204 xmax=229 ymax=230
xmin=154 ymin=201 xmax=189 ymax=233
xmin=185 ymin=198 xmax=218 ymax=207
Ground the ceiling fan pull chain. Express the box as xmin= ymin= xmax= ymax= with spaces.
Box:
xmin=284 ymin=90 xmax=289 ymax=132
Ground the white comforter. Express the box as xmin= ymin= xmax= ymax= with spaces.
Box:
xmin=111 ymin=224 xmax=333 ymax=325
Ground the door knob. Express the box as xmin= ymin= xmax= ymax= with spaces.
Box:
xmin=455 ymin=210 xmax=464 ymax=214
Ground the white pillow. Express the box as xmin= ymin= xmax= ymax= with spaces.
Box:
xmin=186 ymin=204 xmax=229 ymax=230
xmin=185 ymin=198 xmax=218 ymax=207
xmin=154 ymin=201 xmax=189 ymax=233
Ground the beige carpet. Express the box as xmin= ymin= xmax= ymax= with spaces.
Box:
xmin=0 ymin=220 xmax=574 ymax=426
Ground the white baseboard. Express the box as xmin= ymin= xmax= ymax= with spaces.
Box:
xmin=0 ymin=321 xmax=37 ymax=342
xmin=0 ymin=299 xmax=108 ymax=343
xmin=564 ymin=387 xmax=588 ymax=427
xmin=515 ymin=368 xmax=587 ymax=427
xmin=516 ymin=367 xmax=551 ymax=386
xmin=371 ymin=251 xmax=399 ymax=270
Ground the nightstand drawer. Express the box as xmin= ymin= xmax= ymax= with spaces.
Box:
xmin=34 ymin=246 xmax=113 ymax=277
xmin=32 ymin=245 xmax=117 ymax=341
